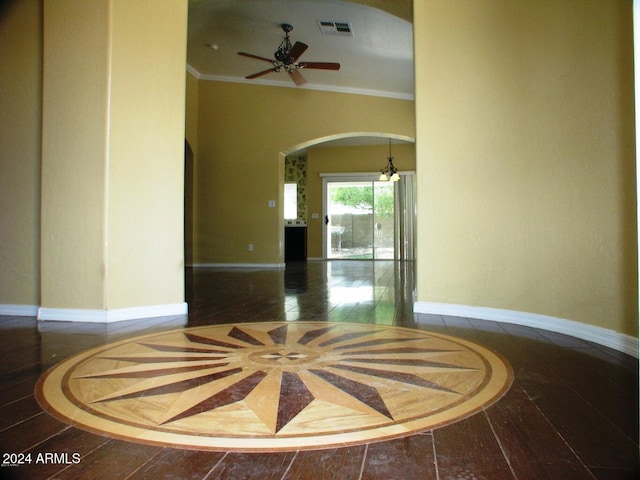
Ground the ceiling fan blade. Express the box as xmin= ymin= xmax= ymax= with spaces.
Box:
xmin=288 ymin=69 xmax=307 ymax=86
xmin=246 ymin=67 xmax=279 ymax=79
xmin=288 ymin=42 xmax=308 ymax=62
xmin=238 ymin=52 xmax=274 ymax=63
xmin=299 ymin=62 xmax=341 ymax=70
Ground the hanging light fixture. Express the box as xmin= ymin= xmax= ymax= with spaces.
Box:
xmin=379 ymin=139 xmax=400 ymax=182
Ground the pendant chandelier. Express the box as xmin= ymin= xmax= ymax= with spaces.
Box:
xmin=379 ymin=139 xmax=400 ymax=182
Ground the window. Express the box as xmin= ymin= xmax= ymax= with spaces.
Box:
xmin=284 ymin=183 xmax=298 ymax=220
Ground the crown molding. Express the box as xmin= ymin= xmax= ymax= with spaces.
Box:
xmin=186 ymin=65 xmax=414 ymax=101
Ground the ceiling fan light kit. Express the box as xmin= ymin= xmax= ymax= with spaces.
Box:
xmin=238 ymin=23 xmax=340 ymax=86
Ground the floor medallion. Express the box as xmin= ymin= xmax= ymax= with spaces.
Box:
xmin=36 ymin=322 xmax=513 ymax=451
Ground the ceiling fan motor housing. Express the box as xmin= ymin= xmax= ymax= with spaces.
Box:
xmin=275 ymin=24 xmax=294 ymax=64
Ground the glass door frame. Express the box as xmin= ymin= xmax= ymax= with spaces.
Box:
xmin=321 ymin=172 xmax=415 ymax=260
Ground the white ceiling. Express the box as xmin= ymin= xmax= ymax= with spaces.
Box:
xmin=187 ymin=0 xmax=415 ymax=100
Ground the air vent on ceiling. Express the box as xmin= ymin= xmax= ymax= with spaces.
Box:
xmin=317 ymin=21 xmax=353 ymax=37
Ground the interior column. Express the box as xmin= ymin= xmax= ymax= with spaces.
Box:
xmin=40 ymin=0 xmax=188 ymax=322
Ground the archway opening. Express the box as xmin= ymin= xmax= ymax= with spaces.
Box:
xmin=280 ymin=133 xmax=416 ymax=262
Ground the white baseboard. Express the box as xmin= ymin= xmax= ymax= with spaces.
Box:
xmin=37 ymin=302 xmax=188 ymax=324
xmin=192 ymin=263 xmax=285 ymax=269
xmin=414 ymin=302 xmax=639 ymax=359
xmin=0 ymin=304 xmax=39 ymax=317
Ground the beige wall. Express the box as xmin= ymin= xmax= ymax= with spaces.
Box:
xmin=193 ymin=80 xmax=415 ymax=265
xmin=185 ymin=71 xmax=199 ymax=158
xmin=40 ymin=0 xmax=111 ymax=309
xmin=40 ymin=0 xmax=187 ymax=312
xmin=306 ymin=144 xmax=416 ymax=258
xmin=414 ymin=0 xmax=637 ymax=335
xmin=0 ymin=0 xmax=42 ymax=307
xmin=106 ymin=0 xmax=188 ymax=309
xmin=0 ymin=0 xmax=637 ymax=339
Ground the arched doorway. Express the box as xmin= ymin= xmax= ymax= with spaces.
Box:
xmin=281 ymin=133 xmax=416 ymax=262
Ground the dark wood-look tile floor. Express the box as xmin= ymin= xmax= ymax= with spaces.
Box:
xmin=0 ymin=261 xmax=638 ymax=479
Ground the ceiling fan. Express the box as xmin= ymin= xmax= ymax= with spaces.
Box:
xmin=238 ymin=24 xmax=340 ymax=86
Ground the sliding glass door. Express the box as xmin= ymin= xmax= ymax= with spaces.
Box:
xmin=324 ymin=178 xmax=395 ymax=259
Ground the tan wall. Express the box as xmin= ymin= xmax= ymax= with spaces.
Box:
xmin=185 ymin=71 xmax=199 ymax=158
xmin=40 ymin=0 xmax=187 ymax=311
xmin=306 ymin=144 xmax=416 ymax=258
xmin=1 ymin=0 xmax=637 ymax=340
xmin=194 ymin=80 xmax=415 ymax=264
xmin=414 ymin=0 xmax=637 ymax=336
xmin=41 ymin=0 xmax=111 ymax=309
xmin=106 ymin=0 xmax=188 ymax=309
xmin=185 ymin=70 xmax=200 ymax=267
xmin=0 ymin=0 xmax=42 ymax=307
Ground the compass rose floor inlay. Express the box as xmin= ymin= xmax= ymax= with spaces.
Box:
xmin=36 ymin=322 xmax=513 ymax=451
